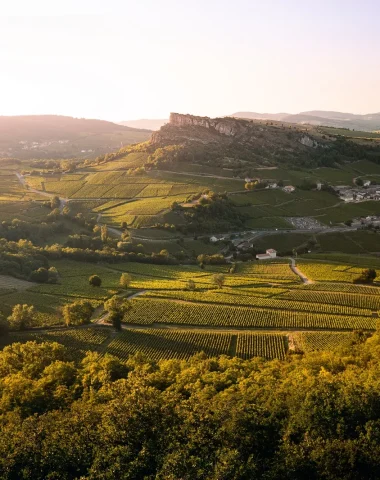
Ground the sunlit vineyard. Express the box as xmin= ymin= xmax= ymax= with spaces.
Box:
xmin=106 ymin=329 xmax=233 ymax=361
xmin=281 ymin=289 xmax=380 ymax=311
xmin=105 ymin=329 xmax=288 ymax=361
xmin=0 ymin=328 xmax=111 ymax=361
xmin=295 ymin=331 xmax=355 ymax=352
xmin=143 ymin=289 xmax=374 ymax=316
xmin=127 ymin=298 xmax=376 ymax=330
xmin=236 ymin=333 xmax=287 ymax=360
xmin=296 ymin=262 xmax=360 ymax=282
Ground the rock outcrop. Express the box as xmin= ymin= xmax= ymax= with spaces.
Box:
xmin=169 ymin=112 xmax=247 ymax=137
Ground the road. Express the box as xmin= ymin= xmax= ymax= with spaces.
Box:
xmin=289 ymin=258 xmax=312 ymax=284
xmin=16 ymin=173 xmax=68 ymax=212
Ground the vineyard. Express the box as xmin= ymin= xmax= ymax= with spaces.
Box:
xmin=106 ymin=329 xmax=287 ymax=361
xmin=1 ymin=256 xmax=380 ymax=362
xmin=294 ymin=331 xmax=355 ymax=352
xmin=0 ymin=328 xmax=112 ymax=361
xmin=126 ymin=298 xmax=376 ymax=330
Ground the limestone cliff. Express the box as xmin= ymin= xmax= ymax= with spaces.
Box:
xmin=148 ymin=112 xmax=335 ymax=169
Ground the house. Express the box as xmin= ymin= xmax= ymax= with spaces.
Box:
xmin=210 ymin=236 xmax=218 ymax=243
xmin=256 ymin=248 xmax=277 ymax=260
xmin=267 ymin=183 xmax=278 ymax=189
xmin=283 ymin=185 xmax=295 ymax=193
xmin=364 ymin=180 xmax=371 ymax=187
xmin=317 ymin=182 xmax=322 ymax=191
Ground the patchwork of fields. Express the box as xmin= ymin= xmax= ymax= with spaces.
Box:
xmin=1 ymin=257 xmax=379 ymax=360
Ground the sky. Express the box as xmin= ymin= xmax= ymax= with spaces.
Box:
xmin=0 ymin=0 xmax=379 ymax=122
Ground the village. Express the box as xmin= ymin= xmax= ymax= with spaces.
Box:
xmin=336 ymin=182 xmax=380 ymax=202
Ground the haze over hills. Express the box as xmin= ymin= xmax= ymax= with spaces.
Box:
xmin=0 ymin=115 xmax=151 ymax=160
xmin=231 ymin=110 xmax=380 ymax=132
xmin=119 ymin=119 xmax=168 ymax=131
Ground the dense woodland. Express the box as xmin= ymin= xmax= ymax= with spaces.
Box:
xmin=0 ymin=330 xmax=379 ymax=479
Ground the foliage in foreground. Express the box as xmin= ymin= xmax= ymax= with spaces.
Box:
xmin=0 ymin=333 xmax=380 ymax=479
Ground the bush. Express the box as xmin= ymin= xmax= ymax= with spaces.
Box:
xmin=89 ymin=275 xmax=102 ymax=287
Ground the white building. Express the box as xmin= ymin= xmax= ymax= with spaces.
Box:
xmin=364 ymin=180 xmax=371 ymax=187
xmin=283 ymin=185 xmax=295 ymax=193
xmin=256 ymin=248 xmax=277 ymax=260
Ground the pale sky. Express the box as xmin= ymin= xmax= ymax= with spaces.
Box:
xmin=0 ymin=0 xmax=379 ymax=121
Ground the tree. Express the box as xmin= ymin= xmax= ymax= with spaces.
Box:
xmin=356 ymin=178 xmax=364 ymax=186
xmin=212 ymin=274 xmax=225 ymax=289
xmin=244 ymin=182 xmax=256 ymax=191
xmin=119 ymin=273 xmax=132 ymax=290
xmin=100 ymin=225 xmax=108 ymax=243
xmin=104 ymin=296 xmax=131 ymax=330
xmin=186 ymin=279 xmax=196 ymax=291
xmin=48 ymin=267 xmax=59 ymax=284
xmin=120 ymin=221 xmax=128 ymax=230
xmin=354 ymin=268 xmax=377 ymax=284
xmin=7 ymin=304 xmax=35 ymax=330
xmin=29 ymin=267 xmax=49 ymax=283
xmin=50 ymin=196 xmax=60 ymax=209
xmin=62 ymin=300 xmax=94 ymax=326
xmin=89 ymin=275 xmax=102 ymax=287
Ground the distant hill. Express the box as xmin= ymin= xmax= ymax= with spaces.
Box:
xmin=230 ymin=110 xmax=380 ymax=132
xmin=0 ymin=115 xmax=151 ymax=159
xmin=230 ymin=112 xmax=289 ymax=122
xmin=119 ymin=119 xmax=168 ymax=131
xmin=105 ymin=113 xmax=380 ymax=176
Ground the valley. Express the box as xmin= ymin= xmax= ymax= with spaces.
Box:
xmin=1 ymin=113 xmax=380 ymax=363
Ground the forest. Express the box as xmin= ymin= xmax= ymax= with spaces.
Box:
xmin=0 ymin=330 xmax=379 ymax=479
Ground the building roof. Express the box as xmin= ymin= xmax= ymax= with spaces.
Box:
xmin=256 ymin=254 xmax=271 ymax=259
xmin=266 ymin=249 xmax=277 ymax=253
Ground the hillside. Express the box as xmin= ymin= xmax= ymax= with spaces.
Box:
xmin=146 ymin=112 xmax=379 ymax=172
xmin=119 ymin=119 xmax=168 ymax=130
xmin=0 ymin=115 xmax=151 ymax=160
xmin=231 ymin=110 xmax=380 ymax=132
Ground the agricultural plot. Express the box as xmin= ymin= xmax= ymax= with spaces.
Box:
xmin=106 ymin=329 xmax=233 ymax=361
xmin=43 ymin=180 xmax=82 ymax=198
xmin=280 ymin=289 xmax=380 ymax=311
xmin=294 ymin=331 xmax=355 ymax=352
xmin=142 ymin=290 xmax=373 ymax=317
xmin=296 ymin=262 xmax=362 ymax=282
xmin=126 ymin=298 xmax=376 ymax=330
xmin=236 ymin=333 xmax=287 ymax=360
xmin=0 ymin=328 xmax=111 ymax=361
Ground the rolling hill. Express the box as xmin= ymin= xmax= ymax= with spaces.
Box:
xmin=231 ymin=110 xmax=380 ymax=132
xmin=0 ymin=115 xmax=151 ymax=160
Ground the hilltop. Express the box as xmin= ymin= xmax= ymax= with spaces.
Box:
xmin=0 ymin=115 xmax=151 ymax=160
xmin=231 ymin=110 xmax=380 ymax=132
xmin=144 ymin=112 xmax=379 ymax=172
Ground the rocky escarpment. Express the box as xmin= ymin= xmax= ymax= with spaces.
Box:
xmin=169 ymin=113 xmax=248 ymax=137
xmin=147 ymin=112 xmax=347 ymax=169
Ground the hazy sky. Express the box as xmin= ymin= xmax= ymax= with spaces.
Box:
xmin=0 ymin=0 xmax=379 ymax=121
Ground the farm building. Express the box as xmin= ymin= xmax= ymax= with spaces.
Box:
xmin=256 ymin=249 xmax=277 ymax=260
xmin=283 ymin=185 xmax=295 ymax=193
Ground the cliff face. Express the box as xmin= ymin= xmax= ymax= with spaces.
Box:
xmin=169 ymin=113 xmax=247 ymax=137
xmin=148 ymin=112 xmax=334 ymax=169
